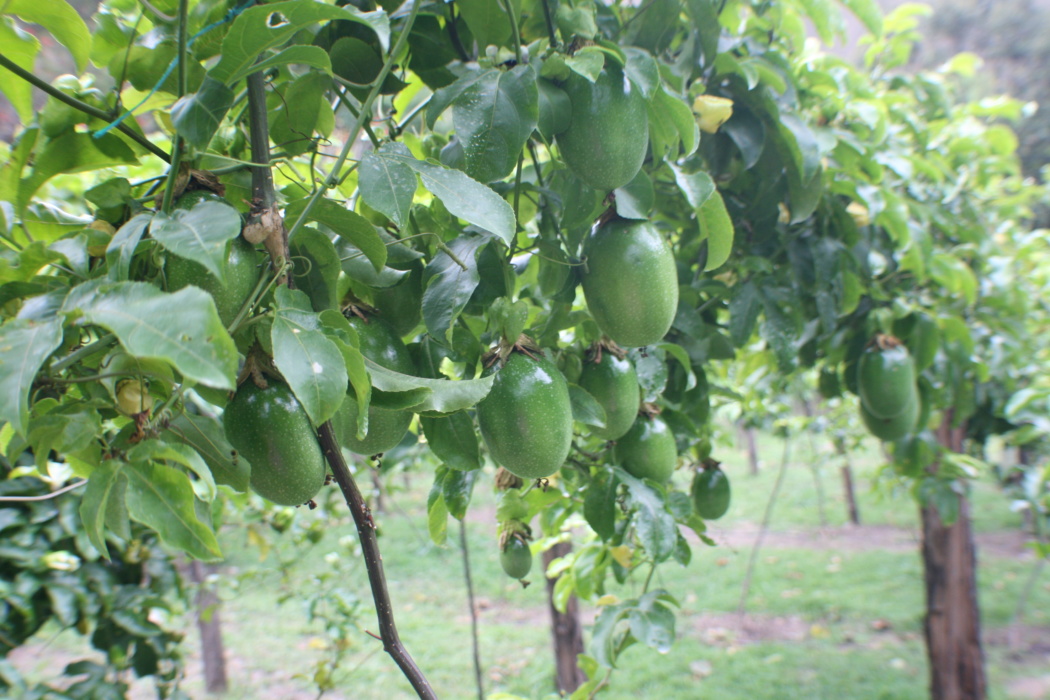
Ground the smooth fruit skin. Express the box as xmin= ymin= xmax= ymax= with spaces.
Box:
xmin=166 ymin=236 xmax=260 ymax=328
xmin=614 ymin=415 xmax=677 ymax=483
xmin=858 ymin=343 xmax=918 ymax=419
xmin=556 ymin=63 xmax=649 ymax=192
xmin=223 ymin=381 xmax=326 ymax=506
xmin=582 ymin=219 xmax=679 ymax=347
xmin=477 ymin=353 xmax=573 ymax=480
xmin=579 ymin=353 xmax=640 ymax=441
xmin=860 ymin=395 xmax=919 ymax=442
xmin=500 ymin=537 xmax=533 ymax=579
xmin=338 ymin=316 xmax=416 ymax=454
xmin=692 ymin=467 xmax=731 ymax=519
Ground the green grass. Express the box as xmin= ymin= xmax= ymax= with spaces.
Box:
xmin=11 ymin=429 xmax=1048 ymax=699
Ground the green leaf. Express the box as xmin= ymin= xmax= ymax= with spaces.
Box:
xmin=62 ymin=280 xmax=238 ymax=390
xmin=421 ymin=413 xmax=481 ymax=471
xmin=668 ymin=163 xmax=714 ymax=211
xmin=657 ymin=343 xmax=696 ymax=391
xmin=566 ymin=47 xmax=605 ymax=82
xmin=127 ymin=440 xmax=216 ymax=503
xmin=365 ymin=360 xmax=494 ymax=415
xmin=422 ymin=234 xmax=486 ymax=342
xmin=384 ymin=150 xmax=517 ymax=245
xmin=778 ymin=113 xmax=822 ymax=184
xmin=79 ymin=460 xmax=125 ymax=558
xmin=456 ymin=0 xmax=511 ymax=49
xmin=166 ymin=413 xmax=250 ymax=492
xmin=105 ymin=213 xmax=151 ymax=282
xmin=125 ymin=461 xmax=222 ymax=561
xmin=18 ymin=132 xmax=138 ymax=212
xmin=226 ymin=45 xmax=333 ymax=85
xmin=0 ymin=317 xmax=63 ymax=436
xmin=698 ymin=191 xmax=734 ymax=271
xmin=623 ymin=48 xmax=660 ymax=99
xmin=2 ymin=0 xmax=90 ymax=72
xmin=615 ymin=467 xmax=677 ymax=562
xmin=271 ymin=286 xmax=347 ymax=426
xmin=728 ymin=281 xmax=761 ymax=347
xmin=453 ymin=65 xmax=539 ymax=184
xmin=723 ymin=107 xmax=766 ymax=170
xmin=568 ymin=383 xmax=607 ymax=429
xmin=627 ymin=590 xmax=677 ymax=653
xmin=318 ymin=310 xmax=371 ymax=433
xmin=426 ymin=475 xmax=448 ymax=545
xmin=289 ymin=227 xmax=341 ymax=312
xmin=209 ymin=0 xmax=388 ymax=84
xmin=285 ymin=197 xmax=387 ymax=272
xmin=591 ymin=602 xmax=631 ymax=668
xmin=26 ymin=406 xmax=99 ymax=469
xmin=536 ymin=79 xmax=571 ymax=141
xmin=359 ymin=142 xmax=417 ymax=229
xmin=584 ymin=469 xmax=617 ymax=540
xmin=656 ymin=87 xmax=699 ymax=157
xmin=151 ymin=201 xmax=241 ymax=283
xmin=442 ymin=466 xmax=478 ymax=520
xmin=0 ymin=21 xmax=40 ymax=124
xmin=614 ymin=170 xmax=654 ymax=220
xmin=171 ymin=77 xmax=235 ymax=152
xmin=269 ymin=71 xmax=331 ymax=157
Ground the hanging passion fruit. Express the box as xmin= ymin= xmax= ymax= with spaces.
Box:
xmin=692 ymin=462 xmax=731 ymax=519
xmin=223 ymin=380 xmax=326 ymax=506
xmin=500 ymin=536 xmax=533 ymax=580
xmin=858 ymin=336 xmax=918 ymax=419
xmin=614 ymin=414 xmax=677 ymax=483
xmin=581 ymin=219 xmax=678 ymax=348
xmin=477 ymin=352 xmax=573 ymax=480
xmin=556 ymin=62 xmax=649 ymax=192
xmin=579 ymin=350 xmax=640 ymax=441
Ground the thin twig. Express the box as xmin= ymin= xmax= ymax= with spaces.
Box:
xmin=459 ymin=521 xmax=484 ymax=700
xmin=0 ymin=54 xmax=170 ymax=162
xmin=0 ymin=480 xmax=86 ymax=502
xmin=317 ymin=422 xmax=437 ymax=699
xmin=738 ymin=436 xmax=791 ymax=615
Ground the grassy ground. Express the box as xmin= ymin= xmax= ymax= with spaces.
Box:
xmin=13 ymin=429 xmax=1050 ymax=699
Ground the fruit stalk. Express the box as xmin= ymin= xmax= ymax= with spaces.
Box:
xmin=317 ymin=422 xmax=437 ymax=699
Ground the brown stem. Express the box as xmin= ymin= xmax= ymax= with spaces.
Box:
xmin=317 ymin=422 xmax=437 ymax=699
xmin=458 ymin=521 xmax=484 ymax=700
xmin=0 ymin=53 xmax=170 ymax=162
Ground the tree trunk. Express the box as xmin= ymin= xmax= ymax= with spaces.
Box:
xmin=840 ymin=463 xmax=860 ymax=525
xmin=920 ymin=416 xmax=986 ymax=700
xmin=542 ymin=542 xmax=586 ymax=694
xmin=743 ymin=426 xmax=759 ymax=475
xmin=190 ymin=561 xmax=229 ymax=694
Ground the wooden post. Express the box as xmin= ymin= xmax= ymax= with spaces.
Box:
xmin=189 ymin=561 xmax=229 ymax=694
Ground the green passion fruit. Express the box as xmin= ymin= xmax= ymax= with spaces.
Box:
xmin=581 ymin=219 xmax=679 ymax=347
xmin=223 ymin=380 xmax=326 ymax=506
xmin=579 ymin=352 xmax=640 ymax=441
xmin=500 ymin=537 xmax=533 ymax=580
xmin=692 ymin=464 xmax=731 ymax=519
xmin=556 ymin=63 xmax=649 ymax=192
xmin=337 ymin=315 xmax=416 ymax=454
xmin=614 ymin=414 xmax=677 ymax=483
xmin=477 ymin=352 xmax=573 ymax=480
xmin=858 ymin=337 xmax=918 ymax=419
xmin=165 ymin=235 xmax=261 ymax=328
xmin=860 ymin=394 xmax=920 ymax=442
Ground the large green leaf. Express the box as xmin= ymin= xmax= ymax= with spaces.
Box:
xmin=1 ymin=0 xmax=90 ymax=72
xmin=285 ymin=197 xmax=386 ymax=272
xmin=365 ymin=360 xmax=493 ymax=415
xmin=615 ymin=467 xmax=677 ymax=562
xmin=420 ymin=413 xmax=480 ymax=471
xmin=426 ymin=474 xmax=448 ymax=545
xmin=18 ymin=132 xmax=138 ymax=212
xmin=452 ymin=65 xmax=539 ymax=183
xmin=105 ymin=213 xmax=152 ymax=282
xmin=226 ymin=45 xmax=333 ymax=86
xmin=125 ymin=461 xmax=222 ymax=561
xmin=383 ymin=149 xmax=516 ymax=245
xmin=359 ymin=142 xmax=417 ymax=229
xmin=422 ymin=234 xmax=486 ymax=342
xmin=61 ymin=281 xmax=238 ymax=390
xmin=697 ymin=191 xmax=734 ymax=271
xmin=0 ymin=21 xmax=39 ymax=124
xmin=289 ymin=227 xmax=340 ymax=312
xmin=0 ymin=317 xmax=63 ymax=436
xmin=127 ymin=440 xmax=216 ymax=503
xmin=79 ymin=460 xmax=125 ymax=559
xmin=271 ymin=286 xmax=347 ymax=426
xmin=171 ymin=77 xmax=235 ymax=152
xmin=151 ymin=201 xmax=241 ymax=283
xmin=840 ymin=0 xmax=883 ymax=36
xmin=269 ymin=72 xmax=331 ymax=157
xmin=166 ymin=413 xmax=250 ymax=492
xmin=441 ymin=466 xmax=478 ymax=520
xmin=568 ymin=383 xmax=607 ymax=429
xmin=209 ymin=0 xmax=388 ymax=84
xmin=456 ymin=0 xmax=510 ymax=49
